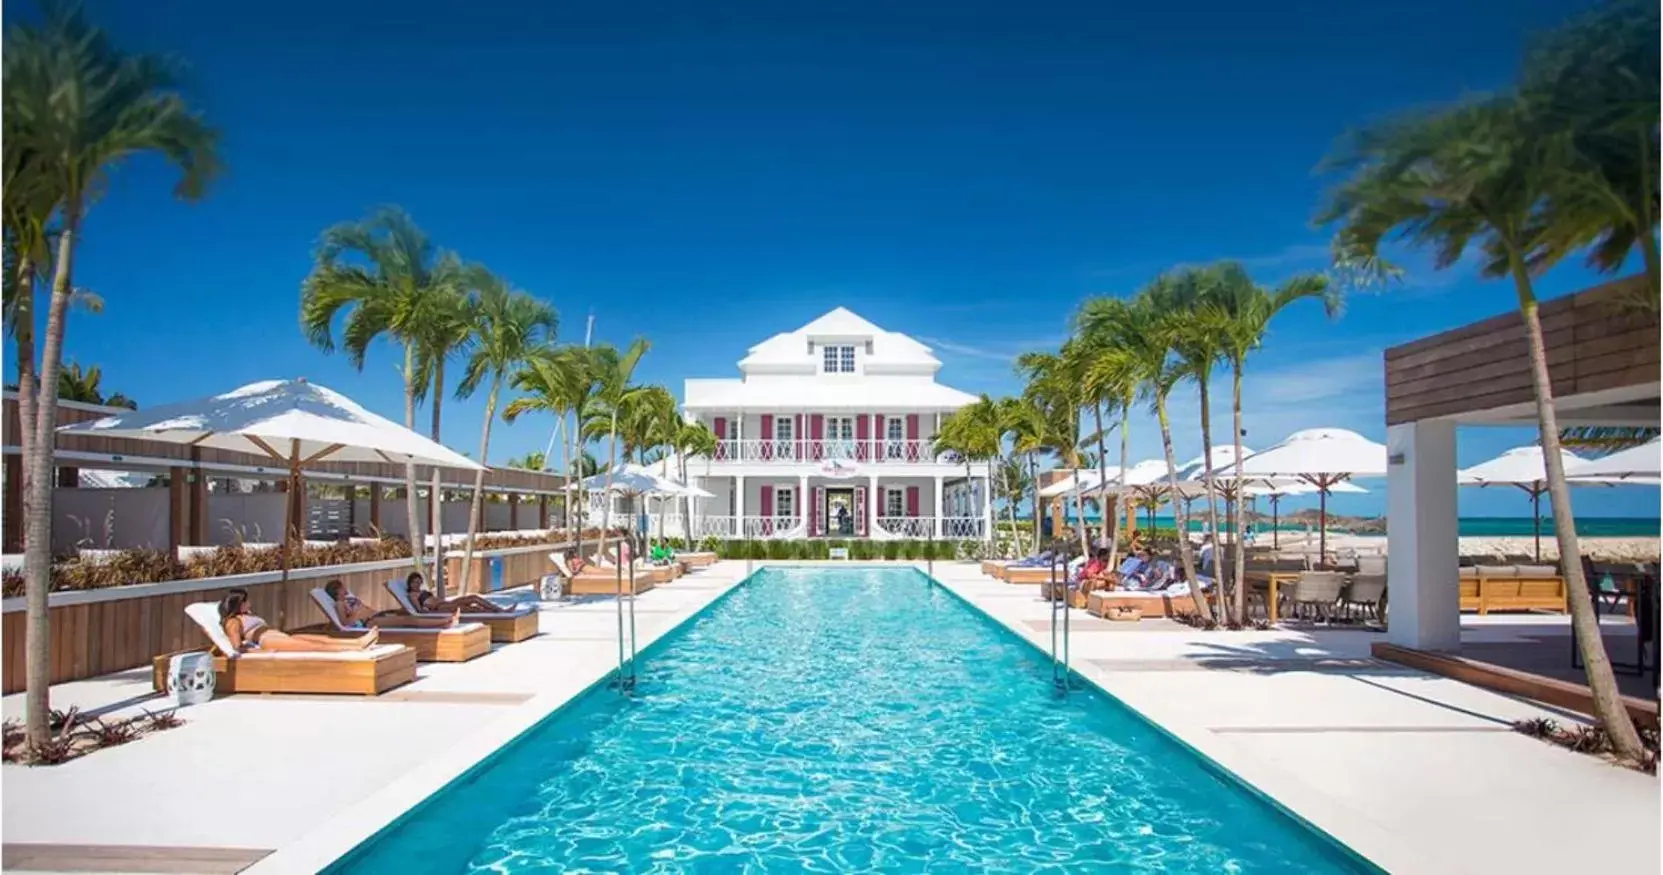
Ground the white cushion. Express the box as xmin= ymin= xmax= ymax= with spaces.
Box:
xmin=237 ymin=644 xmax=407 ymax=662
xmin=185 ymin=602 xmax=239 ymax=656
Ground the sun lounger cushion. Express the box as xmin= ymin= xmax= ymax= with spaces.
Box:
xmin=308 ymin=588 xmax=486 ymax=635
xmin=1514 ymin=565 xmax=1559 ymax=579
xmin=1475 ymin=565 xmax=1515 ymax=579
xmin=182 ymin=601 xmax=403 ymax=660
xmin=1458 ymin=566 xmax=1478 ymax=579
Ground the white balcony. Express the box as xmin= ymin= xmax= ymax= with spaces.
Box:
xmin=708 ymin=438 xmax=944 ymax=466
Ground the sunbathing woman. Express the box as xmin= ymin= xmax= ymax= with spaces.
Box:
xmin=404 ymin=572 xmax=506 ymax=614
xmin=220 ymin=588 xmax=378 ymax=652
xmin=325 ymin=580 xmax=457 ymax=628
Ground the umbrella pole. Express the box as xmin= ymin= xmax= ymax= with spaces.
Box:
xmin=1319 ymin=483 xmax=1328 ymax=564
xmin=1272 ymin=495 xmax=1280 ymax=550
xmin=281 ymin=441 xmax=301 ymax=586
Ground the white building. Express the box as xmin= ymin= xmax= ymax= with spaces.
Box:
xmin=672 ymin=307 xmax=993 ymax=540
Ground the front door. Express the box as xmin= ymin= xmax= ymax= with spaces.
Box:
xmin=825 ymin=488 xmax=855 ymax=536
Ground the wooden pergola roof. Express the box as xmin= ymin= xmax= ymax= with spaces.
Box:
xmin=1384 ymin=275 xmax=1659 ymax=427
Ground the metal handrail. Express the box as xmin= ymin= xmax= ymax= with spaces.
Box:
xmin=1049 ymin=554 xmax=1070 ymax=696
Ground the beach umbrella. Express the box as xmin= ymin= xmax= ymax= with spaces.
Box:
xmin=60 ymin=378 xmax=483 ymax=583
xmin=1459 ymin=445 xmax=1627 ymax=561
xmin=1569 ymin=438 xmax=1663 ymax=481
xmin=1234 ymin=428 xmax=1387 ymax=559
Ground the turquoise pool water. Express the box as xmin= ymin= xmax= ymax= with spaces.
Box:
xmin=332 ymin=567 xmax=1374 ymax=873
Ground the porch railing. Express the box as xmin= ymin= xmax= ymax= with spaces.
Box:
xmin=876 ymin=516 xmax=933 ymax=538
xmin=656 ymin=514 xmax=803 ymax=540
xmin=708 ymin=439 xmax=941 ymax=464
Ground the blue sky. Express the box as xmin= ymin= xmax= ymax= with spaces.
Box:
xmin=32 ymin=0 xmax=1656 ymax=519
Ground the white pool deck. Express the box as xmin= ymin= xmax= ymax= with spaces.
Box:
xmin=0 ymin=560 xmax=1657 ymax=874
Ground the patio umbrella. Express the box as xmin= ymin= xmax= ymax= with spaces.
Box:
xmin=1569 ymin=438 xmax=1663 ymax=481
xmin=1459 ymin=445 xmax=1625 ymax=561
xmin=60 ymin=378 xmax=482 ymax=584
xmin=1233 ymin=428 xmax=1387 ymax=560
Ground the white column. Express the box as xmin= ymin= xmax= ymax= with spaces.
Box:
xmin=799 ymin=474 xmax=809 ymax=534
xmin=934 ymin=474 xmax=945 ymax=538
xmin=982 ymin=472 xmax=995 ymax=541
xmin=1386 ymin=420 xmax=1461 ymax=652
xmin=868 ymin=474 xmax=879 ymax=534
xmin=735 ymin=474 xmax=746 ymax=537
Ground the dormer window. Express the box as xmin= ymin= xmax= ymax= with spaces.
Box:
xmin=822 ymin=344 xmax=856 ymax=374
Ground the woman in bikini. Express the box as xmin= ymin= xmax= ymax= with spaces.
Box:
xmin=403 ymin=572 xmax=505 ymax=614
xmin=220 ymin=588 xmax=379 ymax=652
xmin=325 ymin=580 xmax=457 ymax=628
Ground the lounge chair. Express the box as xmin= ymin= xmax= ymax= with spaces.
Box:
xmin=1464 ymin=565 xmax=1567 ymax=614
xmin=382 ymin=580 xmax=539 ymax=643
xmin=675 ymin=550 xmax=718 ymax=568
xmin=150 ymin=602 xmax=417 ymax=696
xmin=305 ymin=589 xmax=491 ymax=662
xmin=552 ymin=553 xmax=657 ymax=596
xmin=1085 ymin=589 xmax=1200 ymax=620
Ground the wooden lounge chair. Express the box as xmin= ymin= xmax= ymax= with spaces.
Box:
xmin=306 ymin=589 xmax=491 ymax=662
xmin=151 ymin=603 xmax=417 ymax=696
xmin=1085 ymin=589 xmax=1200 ymax=619
xmin=676 ymin=551 xmax=718 ymax=568
xmin=552 ymin=554 xmax=657 ymax=596
xmin=1466 ymin=565 xmax=1567 ymax=614
xmin=381 ymin=580 xmax=539 ymax=643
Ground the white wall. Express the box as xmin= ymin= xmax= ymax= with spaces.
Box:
xmin=52 ymin=488 xmax=168 ymax=553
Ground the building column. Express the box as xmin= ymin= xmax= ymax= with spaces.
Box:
xmin=934 ymin=474 xmax=945 ymax=538
xmin=168 ymin=466 xmax=188 ymax=557
xmin=509 ymin=492 xmax=521 ymax=529
xmin=799 ymin=474 xmax=809 ymax=535
xmin=538 ymin=493 xmax=550 ymax=530
xmin=982 ymin=472 xmax=995 ymax=542
xmin=1386 ymin=420 xmax=1461 ymax=652
xmin=346 ymin=481 xmax=358 ymax=535
xmin=735 ymin=475 xmax=746 ymax=536
xmin=867 ymin=474 xmax=878 ymax=535
xmin=188 ymin=469 xmax=210 ymax=545
xmin=369 ymin=484 xmax=382 ymax=533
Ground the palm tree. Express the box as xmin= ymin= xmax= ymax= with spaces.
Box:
xmin=1077 ymin=298 xmax=1154 ymax=568
xmin=935 ymin=394 xmax=1004 ymax=548
xmin=413 ymin=282 xmax=475 ymax=595
xmin=302 ymin=206 xmax=467 ymax=585
xmin=1207 ymin=262 xmax=1339 ymax=622
xmin=506 ymin=451 xmax=547 ymax=471
xmin=1136 ymin=279 xmax=1214 ymax=621
xmin=7 ymin=3 xmax=220 ymax=748
xmin=585 ymin=339 xmax=651 ymax=535
xmin=671 ymin=420 xmax=717 ymax=543
xmin=994 ymin=455 xmax=1032 ymax=556
xmin=1319 ymin=94 xmax=1645 ymax=758
xmin=1522 ymin=0 xmax=1659 ymax=305
xmin=455 ymin=270 xmax=557 ymax=592
xmin=1017 ymin=349 xmax=1092 ymax=555
xmin=999 ymin=396 xmax=1055 ymax=553
xmin=1559 ymin=426 xmax=1660 ymax=454
xmin=505 ymin=345 xmax=598 ymax=552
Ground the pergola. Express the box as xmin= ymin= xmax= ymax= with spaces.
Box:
xmin=1384 ymin=275 xmax=1659 ymax=652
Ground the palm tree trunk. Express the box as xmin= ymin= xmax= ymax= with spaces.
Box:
xmin=1093 ymin=403 xmax=1115 ymax=561
xmin=600 ymin=412 xmax=619 ymax=538
xmin=1027 ymin=454 xmax=1041 ymax=550
xmin=1115 ymin=401 xmax=1130 ymax=567
xmin=1001 ymin=459 xmax=1022 ymax=556
xmin=564 ymin=411 xmax=580 ymax=560
xmin=1512 ymin=260 xmax=1644 ymax=760
xmin=22 ymin=213 xmax=79 ymax=746
xmin=1638 ymin=128 xmax=1659 ymax=300
xmin=429 ymin=359 xmax=447 ymax=598
xmin=1156 ymin=393 xmax=1211 ymax=622
xmin=984 ymin=458 xmax=996 ymax=547
xmin=401 ymin=344 xmax=424 ymax=581
xmin=1231 ymin=362 xmax=1248 ymax=624
xmin=1072 ymin=452 xmax=1089 ymax=555
xmin=1197 ymin=373 xmax=1228 ymax=623
xmin=13 ymin=259 xmax=36 ymax=555
xmin=459 ymin=378 xmax=501 ymax=593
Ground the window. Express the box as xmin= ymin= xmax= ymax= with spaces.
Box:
xmin=776 ymin=487 xmax=795 ymax=520
xmin=774 ymin=416 xmax=795 ymax=459
xmin=822 ymin=344 xmax=856 ymax=373
xmin=885 ymin=487 xmax=905 ymax=518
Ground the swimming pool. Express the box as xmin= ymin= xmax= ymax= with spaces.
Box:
xmin=330 ymin=567 xmax=1376 ymax=873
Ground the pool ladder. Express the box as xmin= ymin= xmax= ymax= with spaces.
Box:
xmin=1049 ymin=555 xmax=1071 ymax=696
xmin=615 ymin=529 xmax=640 ymax=695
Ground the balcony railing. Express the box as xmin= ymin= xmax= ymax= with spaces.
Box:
xmin=709 ymin=438 xmax=941 ymax=464
xmin=660 ymin=514 xmax=985 ymax=540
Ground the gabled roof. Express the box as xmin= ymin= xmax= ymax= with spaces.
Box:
xmin=738 ymin=307 xmax=940 ymax=369
xmin=797 ymin=306 xmax=884 ymax=338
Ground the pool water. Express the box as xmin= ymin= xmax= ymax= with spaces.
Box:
xmin=333 ymin=567 xmax=1374 ymax=873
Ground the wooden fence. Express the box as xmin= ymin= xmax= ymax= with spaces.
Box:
xmin=0 ymin=539 xmax=590 ymax=693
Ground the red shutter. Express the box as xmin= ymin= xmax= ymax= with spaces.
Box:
xmin=812 ymin=486 xmax=823 ymax=535
xmin=760 ymin=485 xmax=773 ymax=535
xmin=854 ymin=486 xmax=867 ymax=536
xmin=811 ymin=415 xmax=824 ymax=460
xmin=713 ymin=417 xmax=727 ymax=460
xmin=760 ymin=414 xmax=773 ymax=460
xmin=906 ymin=414 xmax=919 ymax=461
xmin=872 ymin=413 xmax=883 ymax=463
xmin=906 ymin=486 xmax=920 ymax=517
xmin=795 ymin=414 xmax=805 ymax=461
xmin=855 ymin=414 xmax=869 ymax=461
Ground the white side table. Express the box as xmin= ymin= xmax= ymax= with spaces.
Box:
xmin=166 ymin=651 xmax=216 ymax=706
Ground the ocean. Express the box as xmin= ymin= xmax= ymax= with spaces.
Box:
xmin=1023 ymin=515 xmax=1660 ymax=537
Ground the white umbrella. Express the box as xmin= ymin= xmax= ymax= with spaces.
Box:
xmin=1569 ymin=438 xmax=1662 ymax=481
xmin=1459 ymin=445 xmax=1627 ymax=561
xmin=1234 ymin=428 xmax=1387 ymax=559
xmin=60 ymin=378 xmax=482 ymax=580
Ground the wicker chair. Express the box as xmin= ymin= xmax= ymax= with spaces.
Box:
xmin=1356 ymin=554 xmax=1387 ymax=576
xmin=1282 ymin=571 xmax=1347 ymax=622
xmin=1342 ymin=573 xmax=1388 ymax=622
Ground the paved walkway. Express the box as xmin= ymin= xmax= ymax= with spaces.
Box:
xmin=930 ymin=563 xmax=1659 ymax=875
xmin=2 ymin=563 xmax=749 ymax=874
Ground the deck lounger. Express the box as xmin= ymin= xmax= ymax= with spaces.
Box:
xmin=382 ymin=580 xmax=539 ymax=643
xmin=676 ymin=551 xmax=718 ymax=568
xmin=552 ymin=553 xmax=657 ymax=596
xmin=1464 ymin=565 xmax=1567 ymax=614
xmin=306 ymin=589 xmax=491 ymax=662
xmin=1086 ymin=590 xmax=1199 ymax=619
xmin=150 ymin=602 xmax=417 ymax=696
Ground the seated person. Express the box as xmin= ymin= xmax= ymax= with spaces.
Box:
xmin=1117 ymin=551 xmax=1147 ymax=578
xmin=221 ymin=588 xmax=379 ymax=652
xmin=326 ymin=579 xmax=456 ymax=628
xmin=1076 ymin=548 xmax=1111 ymax=586
xmin=404 ymin=572 xmax=505 ymax=614
xmin=563 ymin=549 xmax=590 ymax=576
xmin=1198 ymin=536 xmax=1216 ymax=577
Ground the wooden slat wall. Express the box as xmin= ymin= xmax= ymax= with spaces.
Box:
xmin=1385 ymin=276 xmax=1660 ymax=425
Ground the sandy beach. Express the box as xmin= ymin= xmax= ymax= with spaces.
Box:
xmin=1258 ymin=532 xmax=1660 ymax=563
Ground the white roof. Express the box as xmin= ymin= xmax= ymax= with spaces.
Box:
xmin=1234 ymin=428 xmax=1387 ymax=479
xmin=684 ymin=377 xmax=977 ymax=411
xmin=1569 ymin=438 xmax=1662 ymax=481
xmin=736 ymin=307 xmax=941 ymax=371
xmin=60 ymin=379 xmax=483 ymax=471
